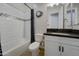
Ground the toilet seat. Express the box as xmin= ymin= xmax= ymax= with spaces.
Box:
xmin=29 ymin=42 xmax=40 ymax=51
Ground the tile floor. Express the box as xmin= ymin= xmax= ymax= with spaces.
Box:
xmin=21 ymin=48 xmax=44 ymax=56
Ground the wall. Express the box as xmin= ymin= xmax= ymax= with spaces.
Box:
xmin=34 ymin=4 xmax=47 ymax=34
xmin=27 ymin=3 xmax=48 ymax=42
xmin=0 ymin=4 xmax=30 ymax=20
xmin=34 ymin=4 xmax=48 ymax=42
xmin=0 ymin=16 xmax=25 ymax=55
xmin=7 ymin=3 xmax=31 ymax=20
xmin=24 ymin=21 xmax=31 ymax=42
xmin=0 ymin=3 xmax=31 ymax=55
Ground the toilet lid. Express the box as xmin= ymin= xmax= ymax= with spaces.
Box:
xmin=29 ymin=42 xmax=40 ymax=50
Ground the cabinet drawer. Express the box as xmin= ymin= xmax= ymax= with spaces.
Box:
xmin=45 ymin=35 xmax=79 ymax=47
xmin=61 ymin=37 xmax=79 ymax=47
xmin=45 ymin=35 xmax=62 ymax=43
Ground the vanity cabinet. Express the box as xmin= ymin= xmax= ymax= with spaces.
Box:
xmin=45 ymin=35 xmax=79 ymax=56
xmin=45 ymin=39 xmax=60 ymax=56
xmin=62 ymin=44 xmax=79 ymax=56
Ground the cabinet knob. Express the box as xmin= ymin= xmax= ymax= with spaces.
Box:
xmin=62 ymin=46 xmax=64 ymax=52
xmin=59 ymin=46 xmax=61 ymax=52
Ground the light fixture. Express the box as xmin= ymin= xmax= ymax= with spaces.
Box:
xmin=47 ymin=3 xmax=59 ymax=7
xmin=47 ymin=3 xmax=55 ymax=7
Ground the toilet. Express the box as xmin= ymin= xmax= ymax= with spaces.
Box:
xmin=29 ymin=34 xmax=43 ymax=56
xmin=29 ymin=42 xmax=40 ymax=56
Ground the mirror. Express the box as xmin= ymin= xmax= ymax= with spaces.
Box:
xmin=47 ymin=3 xmax=79 ymax=30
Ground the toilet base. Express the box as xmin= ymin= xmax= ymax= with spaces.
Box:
xmin=29 ymin=42 xmax=40 ymax=56
xmin=31 ymin=49 xmax=39 ymax=56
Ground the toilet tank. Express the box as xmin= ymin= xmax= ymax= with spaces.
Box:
xmin=35 ymin=34 xmax=43 ymax=42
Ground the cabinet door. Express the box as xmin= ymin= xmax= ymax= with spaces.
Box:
xmin=45 ymin=36 xmax=61 ymax=56
xmin=62 ymin=44 xmax=79 ymax=56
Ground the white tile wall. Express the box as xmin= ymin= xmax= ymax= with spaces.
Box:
xmin=24 ymin=21 xmax=31 ymax=42
xmin=34 ymin=4 xmax=47 ymax=42
xmin=0 ymin=3 xmax=31 ymax=55
xmin=0 ymin=3 xmax=30 ymax=20
xmin=0 ymin=17 xmax=25 ymax=54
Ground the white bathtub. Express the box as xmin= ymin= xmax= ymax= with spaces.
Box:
xmin=3 ymin=40 xmax=30 ymax=56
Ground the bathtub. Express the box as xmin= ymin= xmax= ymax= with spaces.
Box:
xmin=3 ymin=40 xmax=30 ymax=56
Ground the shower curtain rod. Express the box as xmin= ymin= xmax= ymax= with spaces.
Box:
xmin=24 ymin=3 xmax=32 ymax=10
xmin=0 ymin=13 xmax=30 ymax=21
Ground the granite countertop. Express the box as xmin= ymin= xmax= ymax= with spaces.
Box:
xmin=44 ymin=32 xmax=79 ymax=39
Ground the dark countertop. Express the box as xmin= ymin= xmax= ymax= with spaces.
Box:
xmin=44 ymin=32 xmax=79 ymax=39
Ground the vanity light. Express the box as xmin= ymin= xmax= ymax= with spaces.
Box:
xmin=47 ymin=3 xmax=54 ymax=7
xmin=47 ymin=3 xmax=59 ymax=7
